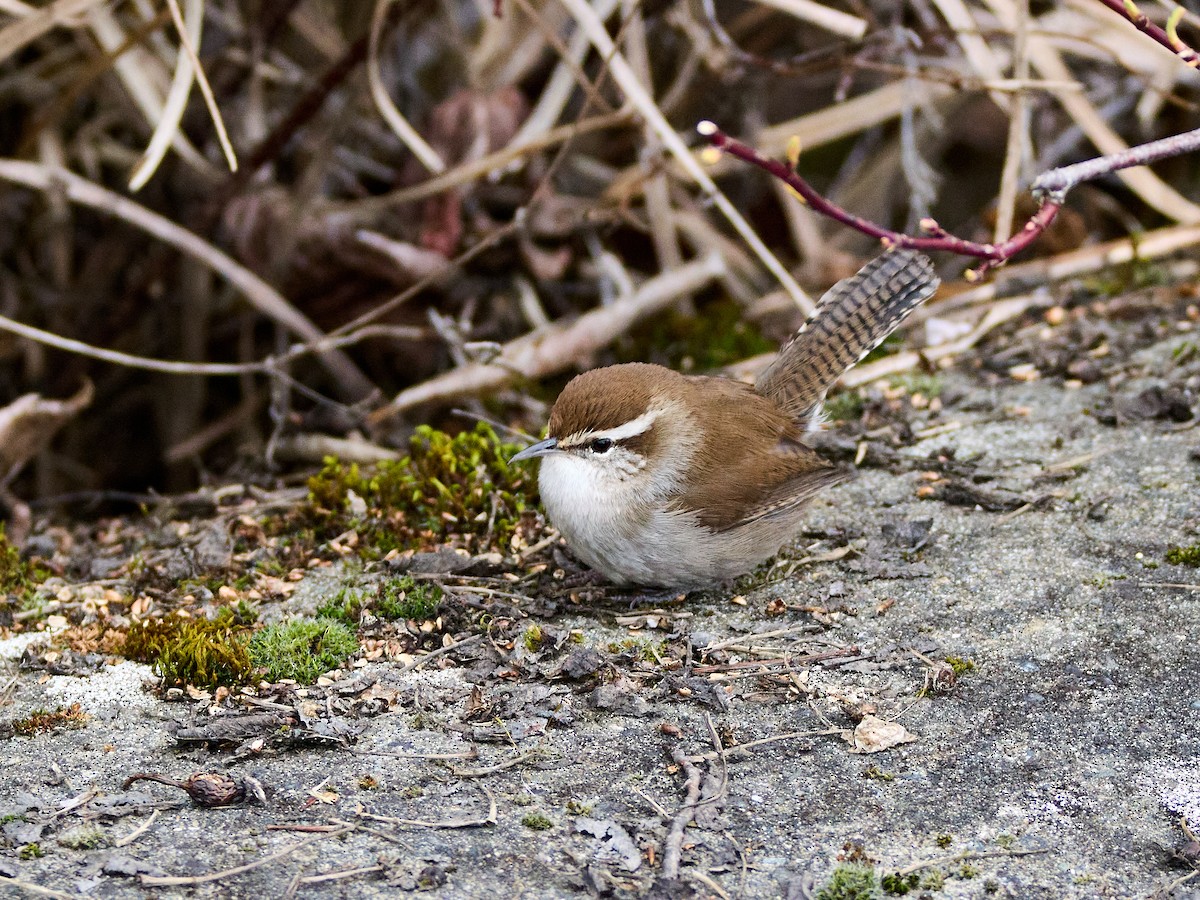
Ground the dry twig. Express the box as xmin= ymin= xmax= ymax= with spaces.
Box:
xmin=370 ymin=253 xmax=726 ymax=420
xmin=661 ymin=748 xmax=703 ymax=880
xmin=0 ymin=159 xmax=373 ymax=398
xmin=140 ymin=826 xmax=355 ymax=886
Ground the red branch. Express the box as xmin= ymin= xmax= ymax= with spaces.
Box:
xmin=1093 ymin=0 xmax=1200 ymax=67
xmin=697 ymin=0 xmax=1200 ymax=279
xmin=699 ymin=123 xmax=1060 ymax=278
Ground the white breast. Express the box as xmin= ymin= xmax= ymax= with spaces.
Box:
xmin=537 ymin=453 xmax=798 ymax=588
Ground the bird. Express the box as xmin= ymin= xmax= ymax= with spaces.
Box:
xmin=510 ymin=248 xmax=940 ymax=588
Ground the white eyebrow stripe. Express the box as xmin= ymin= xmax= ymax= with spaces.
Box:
xmin=565 ymin=409 xmax=660 ymax=446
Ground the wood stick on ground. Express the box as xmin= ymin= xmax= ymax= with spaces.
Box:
xmin=661 ymin=748 xmax=703 ymax=880
xmin=685 ymin=727 xmax=844 ymax=762
xmin=448 ymin=750 xmax=542 ymax=777
xmin=113 ymin=809 xmax=159 ymax=848
xmin=139 ymin=826 xmax=355 ymax=886
xmin=355 ymin=786 xmax=497 ymax=828
xmin=890 ymin=846 xmax=1050 ymax=877
xmin=296 ymin=865 xmax=386 ymax=886
xmin=0 ymin=876 xmax=73 ymax=899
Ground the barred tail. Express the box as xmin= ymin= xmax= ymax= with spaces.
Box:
xmin=755 ymin=248 xmax=939 ymax=424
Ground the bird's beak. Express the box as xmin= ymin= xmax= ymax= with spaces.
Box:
xmin=509 ymin=437 xmax=559 ymax=463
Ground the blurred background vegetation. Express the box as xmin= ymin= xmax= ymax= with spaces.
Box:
xmin=0 ymin=0 xmax=1197 ymax=505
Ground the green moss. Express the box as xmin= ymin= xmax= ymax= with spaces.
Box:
xmin=13 ymin=703 xmax=88 ymax=736
xmin=522 ymin=624 xmax=545 ymax=652
xmin=316 ymin=588 xmax=368 ymax=625
xmin=1166 ymin=544 xmax=1200 ymax=567
xmin=57 ymin=825 xmax=108 ymax=849
xmin=248 ymin=617 xmax=359 ymax=683
xmin=825 ymin=390 xmax=866 ymax=422
xmin=880 ymin=872 xmax=918 ymax=895
xmin=520 ymin=812 xmax=554 ymax=830
xmin=815 ymin=863 xmax=881 ymax=900
xmin=0 ymin=526 xmax=47 ymax=613
xmin=945 ymin=656 xmax=976 ymax=676
xmin=614 ymin=298 xmax=774 ymax=372
xmin=604 ymin=637 xmax=667 ymax=662
xmin=957 ymin=864 xmax=979 ymax=879
xmin=921 ymin=869 xmax=946 ymax=890
xmin=123 ymin=611 xmax=253 ymax=689
xmin=862 ymin=765 xmax=895 ymax=781
xmin=934 ymin=834 xmax=953 ymax=849
xmin=319 ymin=577 xmax=443 ymax=624
xmin=889 ymin=372 xmax=944 ymax=399
xmin=303 ymin=423 xmax=532 ymax=556
xmin=378 ymin=576 xmax=442 ymax=620
xmin=19 ymin=842 xmax=44 ymax=859
xmin=229 ymin=599 xmax=259 ymax=626
xmin=566 ymin=798 xmax=594 ymax=815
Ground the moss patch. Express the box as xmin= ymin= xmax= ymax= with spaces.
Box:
xmin=816 ymin=863 xmax=881 ymax=900
xmin=1166 ymin=544 xmax=1200 ymax=567
xmin=378 ymin=576 xmax=442 ymax=620
xmin=880 ymin=871 xmax=919 ymax=894
xmin=615 ymin=298 xmax=774 ymax=372
xmin=317 ymin=576 xmax=443 ymax=624
xmin=316 ymin=588 xmax=369 ymax=625
xmin=0 ymin=527 xmax=48 ymax=622
xmin=123 ymin=612 xmax=253 ymax=689
xmin=303 ymin=423 xmax=533 ymax=557
xmin=248 ymin=617 xmax=359 ymax=683
xmin=520 ymin=812 xmax=554 ymax=830
xmin=13 ymin=703 xmax=89 ymax=736
xmin=945 ymin=656 xmax=976 ymax=676
xmin=825 ymin=390 xmax=866 ymax=422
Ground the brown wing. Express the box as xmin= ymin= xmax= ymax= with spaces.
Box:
xmin=720 ymin=447 xmax=848 ymax=530
xmin=756 ymin=249 xmax=939 ymax=425
xmin=670 ymin=376 xmax=844 ymax=532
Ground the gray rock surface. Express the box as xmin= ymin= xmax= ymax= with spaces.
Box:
xmin=2 ymin=329 xmax=1199 ymax=899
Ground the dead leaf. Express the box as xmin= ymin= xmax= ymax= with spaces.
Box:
xmin=307 ymin=778 xmax=339 ymax=804
xmin=0 ymin=380 xmax=92 ymax=482
xmin=575 ymin=817 xmax=641 ymax=871
xmin=845 ymin=715 xmax=918 ymax=754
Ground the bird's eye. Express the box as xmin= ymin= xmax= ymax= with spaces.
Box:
xmin=588 ymin=438 xmax=614 ymax=453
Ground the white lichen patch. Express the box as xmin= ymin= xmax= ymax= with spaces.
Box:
xmin=1139 ymin=761 xmax=1200 ymax=830
xmin=43 ymin=660 xmax=157 ymax=712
